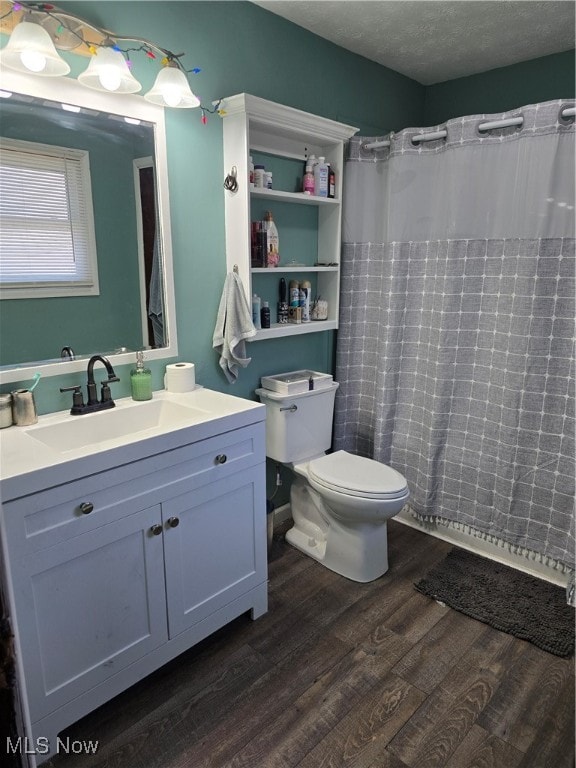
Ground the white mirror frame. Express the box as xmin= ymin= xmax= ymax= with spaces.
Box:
xmin=0 ymin=68 xmax=178 ymax=384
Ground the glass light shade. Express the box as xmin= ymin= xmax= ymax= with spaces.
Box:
xmin=0 ymin=20 xmax=70 ymax=76
xmin=144 ymin=66 xmax=200 ymax=108
xmin=78 ymin=46 xmax=141 ymax=94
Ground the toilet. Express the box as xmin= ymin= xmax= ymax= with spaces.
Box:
xmin=255 ymin=375 xmax=409 ymax=582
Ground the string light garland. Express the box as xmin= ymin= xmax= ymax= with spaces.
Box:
xmin=0 ymin=0 xmax=217 ymax=118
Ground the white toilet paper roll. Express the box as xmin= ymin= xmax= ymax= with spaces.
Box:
xmin=165 ymin=362 xmax=196 ymax=392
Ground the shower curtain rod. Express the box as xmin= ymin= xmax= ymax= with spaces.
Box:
xmin=362 ymin=105 xmax=576 ymax=151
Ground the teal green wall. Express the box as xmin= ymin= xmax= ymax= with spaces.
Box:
xmin=424 ymin=50 xmax=575 ymax=125
xmin=2 ymin=1 xmax=423 ymax=414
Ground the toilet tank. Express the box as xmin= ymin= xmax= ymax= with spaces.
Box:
xmin=255 ymin=382 xmax=339 ymax=463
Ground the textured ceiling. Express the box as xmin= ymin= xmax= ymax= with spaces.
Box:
xmin=252 ymin=1 xmax=575 ymax=85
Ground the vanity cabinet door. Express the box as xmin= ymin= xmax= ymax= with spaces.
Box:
xmin=162 ymin=466 xmax=266 ymax=638
xmin=13 ymin=504 xmax=168 ymax=723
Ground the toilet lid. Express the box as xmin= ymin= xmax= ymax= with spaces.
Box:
xmin=308 ymin=451 xmax=408 ymax=499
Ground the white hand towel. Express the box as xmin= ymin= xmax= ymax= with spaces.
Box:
xmin=212 ymin=272 xmax=256 ymax=383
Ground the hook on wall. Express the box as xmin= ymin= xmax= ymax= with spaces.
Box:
xmin=223 ymin=166 xmax=239 ymax=192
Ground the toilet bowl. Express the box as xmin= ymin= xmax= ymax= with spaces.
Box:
xmin=287 ymin=451 xmax=409 ymax=581
xmin=255 ymin=378 xmax=410 ymax=582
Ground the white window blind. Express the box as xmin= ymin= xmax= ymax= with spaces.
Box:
xmin=0 ymin=138 xmax=99 ymax=299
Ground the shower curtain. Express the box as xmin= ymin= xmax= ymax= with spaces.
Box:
xmin=334 ymin=100 xmax=575 ymax=600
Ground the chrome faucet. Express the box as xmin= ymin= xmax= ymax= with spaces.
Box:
xmin=60 ymin=355 xmax=120 ymax=415
xmin=61 ymin=346 xmax=75 ymax=360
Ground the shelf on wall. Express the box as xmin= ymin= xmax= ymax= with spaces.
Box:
xmin=251 ymin=188 xmax=338 ymax=206
xmin=253 ymin=320 xmax=337 ymax=340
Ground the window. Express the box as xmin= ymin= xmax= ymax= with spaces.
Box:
xmin=0 ymin=137 xmax=99 ymax=299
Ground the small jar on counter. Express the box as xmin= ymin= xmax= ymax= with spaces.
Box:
xmin=0 ymin=393 xmax=13 ymax=428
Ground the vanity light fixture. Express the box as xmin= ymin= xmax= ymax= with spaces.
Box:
xmin=144 ymin=61 xmax=201 ymax=109
xmin=0 ymin=15 xmax=70 ymax=76
xmin=0 ymin=1 xmax=210 ymax=113
xmin=77 ymin=42 xmax=142 ymax=94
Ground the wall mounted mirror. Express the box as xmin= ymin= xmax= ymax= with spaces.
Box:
xmin=0 ymin=69 xmax=177 ymax=384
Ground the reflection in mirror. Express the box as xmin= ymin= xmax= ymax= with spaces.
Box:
xmin=0 ymin=69 xmax=177 ymax=383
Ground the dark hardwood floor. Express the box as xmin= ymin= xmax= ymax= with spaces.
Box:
xmin=46 ymin=521 xmax=575 ymax=768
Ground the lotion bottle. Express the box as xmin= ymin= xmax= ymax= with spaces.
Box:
xmin=131 ymin=351 xmax=152 ymax=401
xmin=263 ymin=211 xmax=280 ymax=266
xmin=302 ymin=164 xmax=315 ymax=195
xmin=314 ymin=156 xmax=329 ymax=197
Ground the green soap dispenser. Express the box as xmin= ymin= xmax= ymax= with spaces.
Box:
xmin=131 ymin=351 xmax=152 ymax=401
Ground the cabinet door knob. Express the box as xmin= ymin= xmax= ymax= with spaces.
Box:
xmin=215 ymin=454 xmax=227 ymax=464
xmin=79 ymin=502 xmax=94 ymax=515
xmin=167 ymin=516 xmax=180 ymax=528
xmin=150 ymin=524 xmax=163 ymax=536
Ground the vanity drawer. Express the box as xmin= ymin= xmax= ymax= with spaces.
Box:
xmin=3 ymin=423 xmax=264 ymax=556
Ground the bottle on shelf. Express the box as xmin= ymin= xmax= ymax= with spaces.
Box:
xmin=260 ymin=301 xmax=271 ymax=329
xmin=278 ymin=278 xmax=288 ymax=324
xmin=263 ymin=211 xmax=280 ymax=267
xmin=251 ymin=221 xmax=267 ymax=267
xmin=254 ymin=164 xmax=266 ymax=188
xmin=265 ymin=171 xmax=273 ymax=189
xmin=289 ymin=279 xmax=300 ymax=307
xmin=328 ymin=164 xmax=336 ymax=198
xmin=300 ymin=279 xmax=311 ymax=322
xmin=249 ymin=155 xmax=255 ymax=188
xmin=302 ymin=163 xmax=315 ymax=195
xmin=314 ymin=156 xmax=329 ymax=197
xmin=252 ymin=294 xmax=261 ymax=329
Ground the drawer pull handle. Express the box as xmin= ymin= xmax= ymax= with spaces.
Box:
xmin=167 ymin=516 xmax=180 ymax=528
xmin=150 ymin=524 xmax=163 ymax=536
xmin=215 ymin=454 xmax=227 ymax=465
xmin=80 ymin=502 xmax=94 ymax=515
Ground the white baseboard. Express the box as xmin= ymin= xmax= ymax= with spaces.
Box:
xmin=395 ymin=507 xmax=568 ymax=588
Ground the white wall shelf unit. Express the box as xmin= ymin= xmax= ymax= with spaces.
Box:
xmin=221 ymin=93 xmax=357 ymax=340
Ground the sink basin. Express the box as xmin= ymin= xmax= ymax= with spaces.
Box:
xmin=26 ymin=399 xmax=209 ymax=452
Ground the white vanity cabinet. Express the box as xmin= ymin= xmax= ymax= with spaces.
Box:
xmin=0 ymin=394 xmax=267 ymax=766
xmin=221 ymin=93 xmax=358 ymax=339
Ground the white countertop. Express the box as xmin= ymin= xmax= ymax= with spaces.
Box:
xmin=0 ymin=389 xmax=265 ymax=501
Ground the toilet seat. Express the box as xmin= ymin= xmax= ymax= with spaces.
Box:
xmin=308 ymin=450 xmax=408 ymax=500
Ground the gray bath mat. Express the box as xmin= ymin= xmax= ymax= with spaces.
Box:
xmin=415 ymin=548 xmax=575 ymax=657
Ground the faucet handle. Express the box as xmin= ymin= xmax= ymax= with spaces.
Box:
xmin=100 ymin=381 xmax=114 ymax=403
xmin=104 ymin=375 xmax=120 ymax=383
xmin=60 ymin=385 xmax=85 ymax=413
